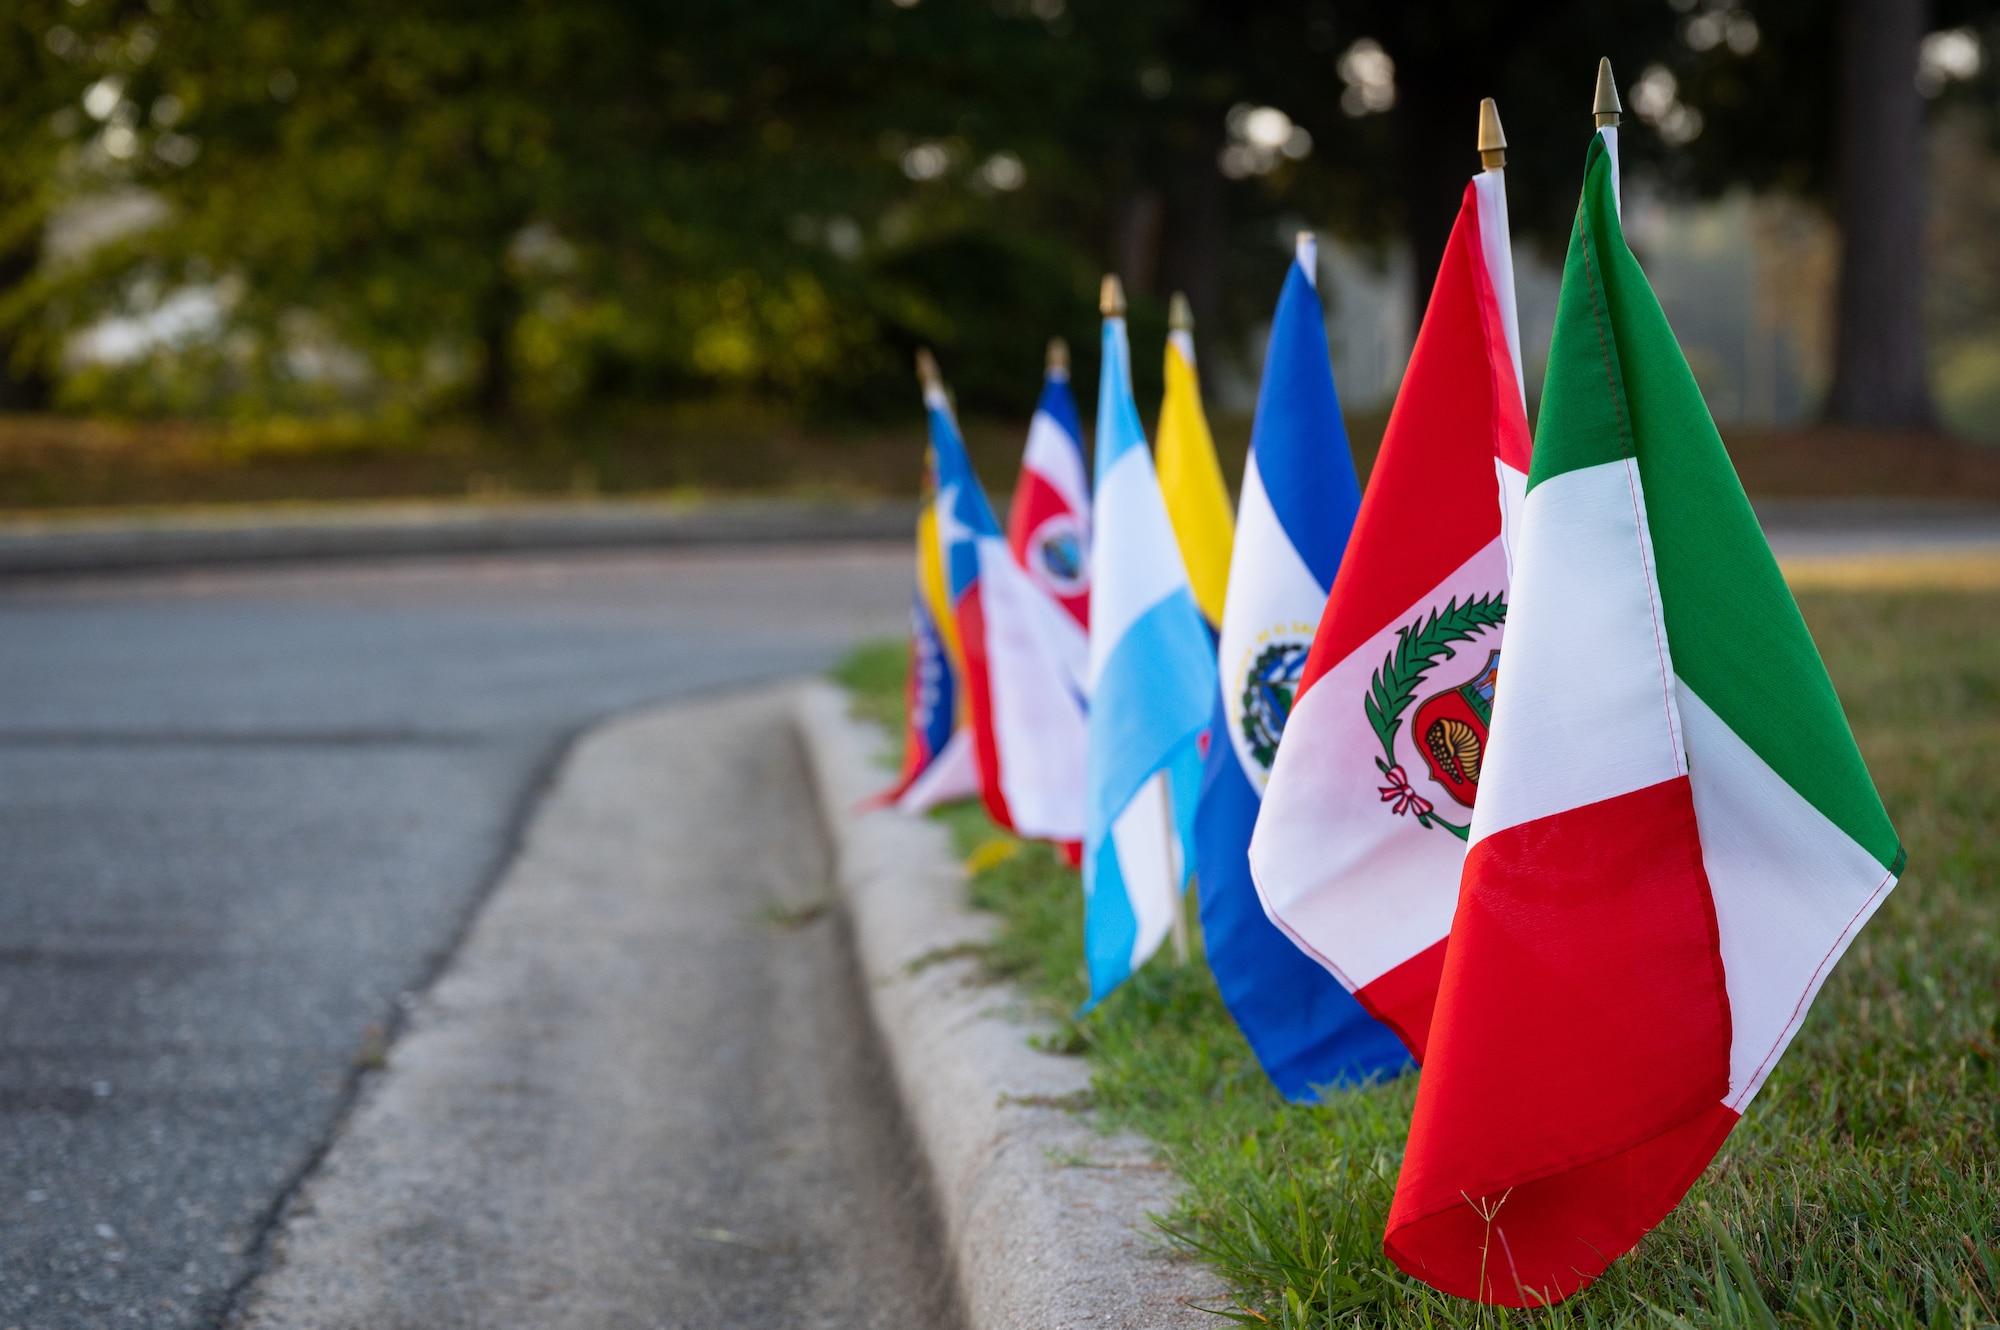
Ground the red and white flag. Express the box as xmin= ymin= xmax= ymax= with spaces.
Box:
xmin=1005 ymin=338 xmax=1091 ymax=631
xmin=1381 ymin=127 xmax=1901 ymax=1306
xmin=1249 ymin=169 xmax=1529 ymax=1058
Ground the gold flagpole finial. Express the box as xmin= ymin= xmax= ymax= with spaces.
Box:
xmin=1045 ymin=336 xmax=1069 ymax=374
xmin=1478 ymin=97 xmax=1508 ymax=169
xmin=1167 ymin=291 xmax=1193 ymax=332
xmin=914 ymin=347 xmax=942 ymax=393
xmin=1099 ymin=274 xmax=1126 ymax=317
xmin=1593 ymin=57 xmax=1622 ymax=128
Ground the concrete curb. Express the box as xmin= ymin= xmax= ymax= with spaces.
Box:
xmin=792 ymin=681 xmax=1223 ymax=1330
xmin=0 ymin=495 xmax=917 ymax=576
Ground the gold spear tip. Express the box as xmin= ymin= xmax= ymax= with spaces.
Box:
xmin=1046 ymin=336 xmax=1069 ymax=373
xmin=1478 ymin=97 xmax=1508 ymax=169
xmin=1593 ymin=57 xmax=1622 ymax=128
xmin=914 ymin=346 xmax=942 ymax=392
xmin=1099 ymin=273 xmax=1126 ymax=317
xmin=1168 ymin=291 xmax=1193 ymax=332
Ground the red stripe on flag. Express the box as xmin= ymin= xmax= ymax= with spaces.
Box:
xmin=1300 ymin=183 xmax=1512 ymax=696
xmin=1385 ymin=777 xmax=1733 ymax=1305
xmin=1006 ymin=470 xmax=1071 ymax=558
xmin=953 ymin=584 xmax=1017 ymax=833
xmin=1356 ymin=937 xmax=1448 ymax=1062
xmin=1006 ymin=471 xmax=1089 ymax=628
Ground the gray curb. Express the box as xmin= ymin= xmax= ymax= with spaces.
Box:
xmin=792 ymin=682 xmax=1223 ymax=1330
xmin=0 ymin=496 xmax=918 ymax=576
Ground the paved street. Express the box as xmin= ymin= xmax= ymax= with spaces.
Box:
xmin=0 ymin=546 xmax=910 ymax=1329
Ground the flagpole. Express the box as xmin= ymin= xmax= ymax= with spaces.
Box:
xmin=1593 ymin=56 xmax=1623 ymax=215
xmin=1103 ymin=272 xmax=1193 ymax=967
xmin=915 ymin=345 xmax=943 ymax=399
xmin=1478 ymin=96 xmax=1507 ymax=171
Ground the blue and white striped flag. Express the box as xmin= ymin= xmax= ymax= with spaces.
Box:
xmin=1083 ymin=279 xmax=1219 ymax=1007
xmin=1198 ymin=235 xmax=1410 ymax=1097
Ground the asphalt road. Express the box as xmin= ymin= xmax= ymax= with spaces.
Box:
xmin=0 ymin=546 xmax=911 ymax=1329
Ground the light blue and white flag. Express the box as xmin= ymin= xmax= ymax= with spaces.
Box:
xmin=1083 ymin=281 xmax=1219 ymax=1007
xmin=1197 ymin=234 xmax=1410 ymax=1097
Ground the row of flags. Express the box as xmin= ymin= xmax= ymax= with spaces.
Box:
xmin=874 ymin=81 xmax=1901 ymax=1310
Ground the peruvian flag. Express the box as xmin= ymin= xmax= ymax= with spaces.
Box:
xmin=1383 ymin=130 xmax=1903 ymax=1304
xmin=1006 ymin=338 xmax=1090 ymax=631
xmin=923 ymin=353 xmax=1089 ymax=843
xmin=1249 ymin=167 xmax=1529 ymax=1059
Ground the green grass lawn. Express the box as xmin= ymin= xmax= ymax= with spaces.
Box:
xmin=831 ymin=588 xmax=2000 ymax=1329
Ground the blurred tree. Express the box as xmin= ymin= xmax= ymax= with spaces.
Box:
xmin=1654 ymin=0 xmax=1999 ymax=429
xmin=4 ymin=0 xmax=1994 ymax=430
xmin=0 ymin=2 xmax=105 ymax=409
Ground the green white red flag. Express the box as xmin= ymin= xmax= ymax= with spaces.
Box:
xmin=1384 ymin=130 xmax=1904 ymax=1305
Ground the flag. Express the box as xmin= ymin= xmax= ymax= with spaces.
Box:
xmin=1006 ymin=338 xmax=1091 ymax=630
xmin=1196 ymin=234 xmax=1410 ymax=1100
xmin=1383 ymin=129 xmax=1902 ymax=1306
xmin=875 ymin=438 xmax=979 ymax=814
xmin=1155 ymin=294 xmax=1234 ymax=630
xmin=1083 ymin=281 xmax=1219 ymax=1006
xmin=923 ymin=353 xmax=1089 ymax=843
xmin=1250 ymin=170 xmax=1532 ymax=1060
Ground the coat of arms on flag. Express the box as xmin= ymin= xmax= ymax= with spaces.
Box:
xmin=1250 ymin=139 xmax=1532 ymax=1064
xmin=1006 ymin=337 xmax=1092 ymax=628
xmin=1383 ymin=108 xmax=1903 ymax=1309
xmin=1363 ymin=597 xmax=1507 ymax=837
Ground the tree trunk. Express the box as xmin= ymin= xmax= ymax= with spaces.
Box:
xmin=1161 ymin=119 xmax=1226 ymax=335
xmin=475 ymin=278 xmax=518 ymax=423
xmin=1112 ymin=190 xmax=1165 ymax=299
xmin=1823 ymin=0 xmax=1937 ymax=428
xmin=1398 ymin=66 xmax=1476 ymax=329
xmin=0 ymin=238 xmax=51 ymax=411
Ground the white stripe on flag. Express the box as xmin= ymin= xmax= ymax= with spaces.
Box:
xmin=1217 ymin=453 xmax=1328 ymax=794
xmin=1248 ymin=537 xmax=1508 ymax=991
xmin=1472 ymin=170 xmax=1525 ymax=402
xmin=1110 ymin=769 xmax=1180 ymax=970
xmin=978 ymin=539 xmax=1088 ymax=839
xmin=1023 ymin=410 xmax=1090 ymax=522
xmin=1469 ymin=458 xmax=1686 ymax=845
xmin=1088 ymin=446 xmax=1189 ymax=690
xmin=1678 ymin=680 xmax=1900 ymax=1110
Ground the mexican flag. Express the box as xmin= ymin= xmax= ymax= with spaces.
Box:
xmin=1385 ymin=131 xmax=1903 ymax=1305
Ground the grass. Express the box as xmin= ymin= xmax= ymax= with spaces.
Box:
xmin=834 ymin=587 xmax=2000 ymax=1329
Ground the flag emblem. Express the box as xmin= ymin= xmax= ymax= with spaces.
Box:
xmin=1236 ymin=638 xmax=1311 ymax=772
xmin=1027 ymin=514 xmax=1087 ymax=596
xmin=1363 ymin=594 xmax=1507 ymax=839
xmin=1412 ymin=648 xmax=1498 ymax=807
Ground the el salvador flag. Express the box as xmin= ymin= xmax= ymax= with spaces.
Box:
xmin=1083 ymin=280 xmax=1219 ymax=1008
xmin=1198 ymin=235 xmax=1411 ymax=1098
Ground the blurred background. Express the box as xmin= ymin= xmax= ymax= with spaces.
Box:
xmin=1 ymin=0 xmax=1997 ymax=506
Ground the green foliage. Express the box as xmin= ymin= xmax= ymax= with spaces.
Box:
xmin=24 ymin=0 xmax=1993 ymax=427
xmin=832 ymin=592 xmax=2000 ymax=1327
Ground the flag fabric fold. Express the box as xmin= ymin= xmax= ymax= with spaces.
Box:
xmin=1250 ymin=172 xmax=1531 ymax=1060
xmin=1082 ymin=303 xmax=1219 ymax=1006
xmin=1006 ymin=356 xmax=1091 ymax=631
xmin=1155 ymin=312 xmax=1234 ymax=631
xmin=1196 ymin=235 xmax=1410 ymax=1100
xmin=1382 ymin=131 xmax=1902 ymax=1307
xmin=875 ymin=438 xmax=979 ymax=813
xmin=925 ymin=368 xmax=1089 ymax=843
